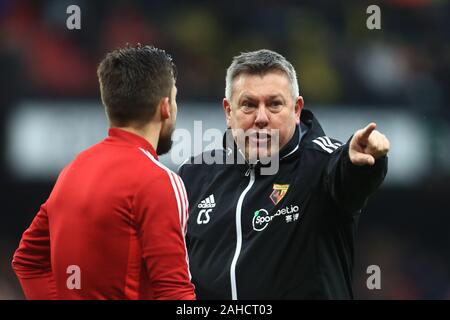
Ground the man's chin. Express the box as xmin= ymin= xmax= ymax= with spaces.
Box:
xmin=157 ymin=124 xmax=175 ymax=156
xmin=156 ymin=139 xmax=173 ymax=156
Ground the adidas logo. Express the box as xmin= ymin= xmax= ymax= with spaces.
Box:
xmin=312 ymin=136 xmax=342 ymax=154
xmin=198 ymin=194 xmax=216 ymax=209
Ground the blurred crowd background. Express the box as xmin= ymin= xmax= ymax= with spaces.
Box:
xmin=0 ymin=0 xmax=449 ymax=299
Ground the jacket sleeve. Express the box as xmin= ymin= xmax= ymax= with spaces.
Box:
xmin=12 ymin=202 xmax=58 ymax=299
xmin=134 ymin=171 xmax=196 ymax=300
xmin=323 ymin=140 xmax=388 ymax=215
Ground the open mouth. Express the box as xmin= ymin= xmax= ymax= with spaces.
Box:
xmin=248 ymin=131 xmax=271 ymax=144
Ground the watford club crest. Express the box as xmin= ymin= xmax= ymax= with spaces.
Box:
xmin=270 ymin=184 xmax=289 ymax=205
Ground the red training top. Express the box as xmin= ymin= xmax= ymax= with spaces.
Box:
xmin=12 ymin=128 xmax=195 ymax=300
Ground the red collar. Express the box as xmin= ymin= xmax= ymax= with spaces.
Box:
xmin=106 ymin=128 xmax=158 ymax=159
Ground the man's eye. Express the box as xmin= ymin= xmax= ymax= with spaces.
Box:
xmin=268 ymin=101 xmax=283 ymax=110
xmin=241 ymin=102 xmax=256 ymax=110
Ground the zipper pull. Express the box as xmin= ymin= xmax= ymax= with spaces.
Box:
xmin=245 ymin=164 xmax=254 ymax=176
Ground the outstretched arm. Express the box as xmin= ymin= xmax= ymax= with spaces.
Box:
xmin=325 ymin=122 xmax=390 ymax=214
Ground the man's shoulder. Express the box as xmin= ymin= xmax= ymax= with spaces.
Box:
xmin=305 ymin=135 xmax=345 ymax=155
xmin=300 ymin=109 xmax=346 ymax=156
xmin=135 ymin=148 xmax=179 ymax=180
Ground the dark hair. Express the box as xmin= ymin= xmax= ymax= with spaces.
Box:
xmin=225 ymin=49 xmax=299 ymax=100
xmin=97 ymin=44 xmax=177 ymax=127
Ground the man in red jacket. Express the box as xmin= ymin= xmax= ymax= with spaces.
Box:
xmin=12 ymin=45 xmax=196 ymax=300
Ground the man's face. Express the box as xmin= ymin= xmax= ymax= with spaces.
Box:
xmin=157 ymin=85 xmax=177 ymax=155
xmin=224 ymin=71 xmax=303 ymax=161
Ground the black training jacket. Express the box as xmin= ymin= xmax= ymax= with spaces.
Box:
xmin=179 ymin=109 xmax=388 ymax=299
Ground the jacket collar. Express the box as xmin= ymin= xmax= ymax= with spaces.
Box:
xmin=105 ymin=128 xmax=158 ymax=159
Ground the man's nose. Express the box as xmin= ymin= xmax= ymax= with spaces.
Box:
xmin=254 ymin=105 xmax=269 ymax=128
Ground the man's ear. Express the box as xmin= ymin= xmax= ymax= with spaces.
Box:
xmin=223 ymin=98 xmax=232 ymax=128
xmin=159 ymin=97 xmax=171 ymax=120
xmin=295 ymin=96 xmax=304 ymax=125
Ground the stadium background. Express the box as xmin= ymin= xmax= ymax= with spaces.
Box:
xmin=0 ymin=0 xmax=449 ymax=299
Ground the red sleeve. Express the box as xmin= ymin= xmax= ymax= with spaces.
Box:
xmin=134 ymin=171 xmax=196 ymax=300
xmin=12 ymin=202 xmax=58 ymax=299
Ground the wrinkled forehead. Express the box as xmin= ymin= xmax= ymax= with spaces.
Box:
xmin=232 ymin=71 xmax=292 ymax=101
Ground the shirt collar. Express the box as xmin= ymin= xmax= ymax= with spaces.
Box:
xmin=106 ymin=128 xmax=158 ymax=159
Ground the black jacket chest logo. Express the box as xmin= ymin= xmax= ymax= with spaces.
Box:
xmin=252 ymin=204 xmax=301 ymax=232
xmin=196 ymin=194 xmax=216 ymax=224
xmin=269 ymin=184 xmax=289 ymax=205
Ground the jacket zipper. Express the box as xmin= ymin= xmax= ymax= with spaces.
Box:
xmin=230 ymin=166 xmax=255 ymax=300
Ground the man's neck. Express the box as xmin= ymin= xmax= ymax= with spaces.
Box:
xmin=114 ymin=123 xmax=160 ymax=151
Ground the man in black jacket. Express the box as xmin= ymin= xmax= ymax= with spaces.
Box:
xmin=179 ymin=49 xmax=390 ymax=299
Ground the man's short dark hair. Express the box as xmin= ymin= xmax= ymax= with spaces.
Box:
xmin=225 ymin=49 xmax=299 ymax=101
xmin=97 ymin=44 xmax=177 ymax=127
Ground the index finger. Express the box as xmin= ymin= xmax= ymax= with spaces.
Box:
xmin=359 ymin=122 xmax=377 ymax=141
